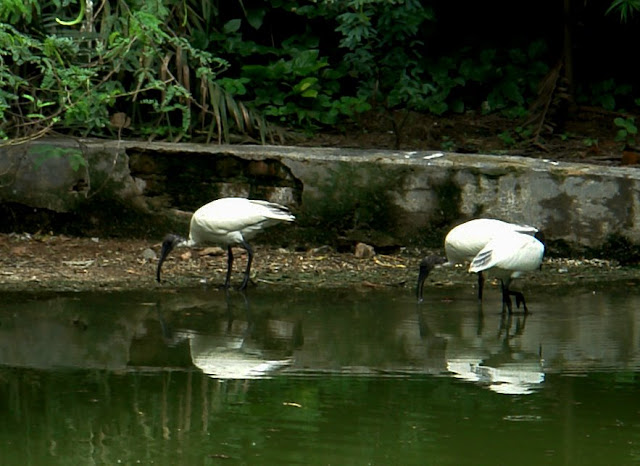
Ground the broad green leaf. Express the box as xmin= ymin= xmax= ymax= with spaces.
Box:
xmin=223 ymin=19 xmax=242 ymax=34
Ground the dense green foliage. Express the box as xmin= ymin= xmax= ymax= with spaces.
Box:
xmin=1 ymin=0 xmax=639 ymax=143
xmin=0 ymin=0 xmax=255 ymax=142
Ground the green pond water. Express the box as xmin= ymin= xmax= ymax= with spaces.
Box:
xmin=1 ymin=283 xmax=640 ymax=465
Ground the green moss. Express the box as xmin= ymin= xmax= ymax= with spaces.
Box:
xmin=418 ymin=174 xmax=463 ymax=247
xmin=300 ymin=162 xmax=408 ymax=245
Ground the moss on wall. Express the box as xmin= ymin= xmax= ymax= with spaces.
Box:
xmin=297 ymin=162 xmax=411 ymax=245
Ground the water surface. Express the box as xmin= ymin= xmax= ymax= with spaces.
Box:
xmin=1 ymin=283 xmax=640 ymax=465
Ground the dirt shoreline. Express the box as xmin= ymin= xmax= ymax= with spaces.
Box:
xmin=0 ymin=233 xmax=637 ymax=294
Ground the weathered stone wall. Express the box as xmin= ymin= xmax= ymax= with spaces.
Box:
xmin=1 ymin=139 xmax=639 ymax=255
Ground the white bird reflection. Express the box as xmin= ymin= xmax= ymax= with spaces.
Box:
xmin=157 ymin=292 xmax=297 ymax=380
xmin=446 ymin=358 xmax=544 ymax=395
xmin=188 ymin=333 xmax=292 ymax=379
xmin=445 ymin=313 xmax=544 ymax=395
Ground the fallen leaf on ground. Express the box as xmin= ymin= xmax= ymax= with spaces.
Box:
xmin=374 ymin=257 xmax=406 ymax=268
xmin=199 ymin=247 xmax=225 ymax=256
xmin=361 ymin=280 xmax=387 ymax=288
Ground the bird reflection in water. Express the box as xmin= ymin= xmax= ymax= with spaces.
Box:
xmin=154 ymin=291 xmax=300 ymax=380
xmin=446 ymin=311 xmax=544 ymax=395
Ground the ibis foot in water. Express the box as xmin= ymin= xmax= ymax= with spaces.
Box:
xmin=500 ymin=280 xmax=529 ymax=315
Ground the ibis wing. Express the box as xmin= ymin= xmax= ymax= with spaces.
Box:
xmin=445 ymin=219 xmax=538 ymax=264
xmin=469 ymin=247 xmax=497 ymax=273
xmin=246 ymin=200 xmax=295 ymax=222
xmin=512 ymin=224 xmax=538 ymax=236
xmin=469 ymin=233 xmax=544 ymax=273
xmin=190 ymin=198 xmax=294 ymax=244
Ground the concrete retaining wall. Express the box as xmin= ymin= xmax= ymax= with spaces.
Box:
xmin=1 ymin=139 xmax=639 ymax=255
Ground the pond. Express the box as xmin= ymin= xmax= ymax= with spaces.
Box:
xmin=1 ymin=283 xmax=640 ymax=465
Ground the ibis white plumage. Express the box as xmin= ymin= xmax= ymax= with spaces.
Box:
xmin=444 ymin=219 xmax=539 ymax=300
xmin=156 ymin=197 xmax=295 ymax=289
xmin=416 ymin=218 xmax=541 ymax=303
xmin=468 ymin=230 xmax=545 ymax=313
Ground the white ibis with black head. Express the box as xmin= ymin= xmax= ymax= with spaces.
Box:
xmin=469 ymin=230 xmax=545 ymax=314
xmin=156 ymin=197 xmax=295 ymax=290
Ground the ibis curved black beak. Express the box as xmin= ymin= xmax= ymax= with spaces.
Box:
xmin=416 ymin=255 xmax=446 ymax=303
xmin=156 ymin=235 xmax=180 ymax=283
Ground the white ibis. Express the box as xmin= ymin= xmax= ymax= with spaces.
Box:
xmin=417 ymin=219 xmax=541 ymax=303
xmin=156 ymin=197 xmax=295 ymax=290
xmin=469 ymin=230 xmax=545 ymax=314
xmin=444 ymin=219 xmax=540 ymax=300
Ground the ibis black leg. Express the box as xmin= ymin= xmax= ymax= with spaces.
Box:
xmin=500 ymin=280 xmax=513 ymax=314
xmin=238 ymin=240 xmax=254 ymax=291
xmin=512 ymin=291 xmax=528 ymax=314
xmin=224 ymin=246 xmax=234 ymax=289
xmin=500 ymin=279 xmax=528 ymax=315
xmin=477 ymin=272 xmax=485 ymax=301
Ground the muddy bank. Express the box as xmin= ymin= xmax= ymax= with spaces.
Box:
xmin=0 ymin=233 xmax=636 ymax=295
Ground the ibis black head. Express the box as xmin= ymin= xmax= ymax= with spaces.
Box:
xmin=156 ymin=234 xmax=186 ymax=283
xmin=416 ymin=255 xmax=446 ymax=303
xmin=534 ymin=230 xmax=546 ymax=270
